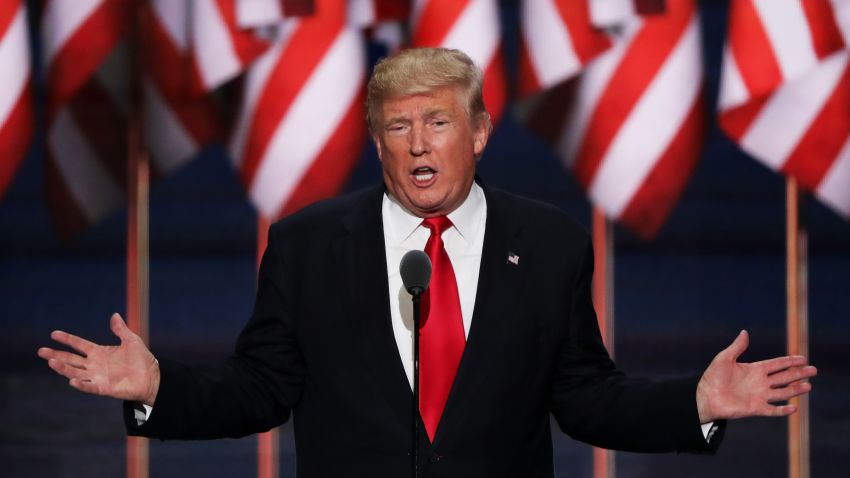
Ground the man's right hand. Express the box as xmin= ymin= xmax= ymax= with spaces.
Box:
xmin=37 ymin=313 xmax=160 ymax=406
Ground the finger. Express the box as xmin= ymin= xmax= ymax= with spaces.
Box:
xmin=47 ymin=358 xmax=88 ymax=381
xmin=768 ymin=381 xmax=812 ymax=403
xmin=42 ymin=349 xmax=87 ymax=369
xmin=769 ymin=366 xmax=818 ymax=388
xmin=760 ymin=403 xmax=797 ymax=417
xmin=49 ymin=330 xmax=96 ymax=356
xmin=762 ymin=355 xmax=808 ymax=374
xmin=110 ymin=313 xmax=132 ymax=342
xmin=718 ymin=330 xmax=749 ymax=362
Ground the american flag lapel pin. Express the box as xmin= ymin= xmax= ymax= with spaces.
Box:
xmin=507 ymin=252 xmax=519 ymax=266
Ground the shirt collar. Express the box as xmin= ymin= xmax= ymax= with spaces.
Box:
xmin=384 ymin=182 xmax=485 ymax=245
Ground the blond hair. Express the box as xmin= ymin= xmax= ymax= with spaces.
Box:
xmin=366 ymin=47 xmax=491 ymax=133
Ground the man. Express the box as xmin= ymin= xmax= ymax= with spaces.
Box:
xmin=39 ymin=48 xmax=816 ymax=477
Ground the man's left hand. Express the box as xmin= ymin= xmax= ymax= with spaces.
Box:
xmin=696 ymin=330 xmax=817 ymax=423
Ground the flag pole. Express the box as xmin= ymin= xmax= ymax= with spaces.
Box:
xmin=126 ymin=1 xmax=150 ymax=477
xmin=256 ymin=215 xmax=280 ymax=478
xmin=786 ymin=178 xmax=809 ymax=478
xmin=592 ymin=208 xmax=616 ymax=478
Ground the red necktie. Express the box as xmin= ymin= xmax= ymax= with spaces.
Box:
xmin=419 ymin=216 xmax=466 ymax=442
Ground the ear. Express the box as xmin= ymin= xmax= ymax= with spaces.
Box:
xmin=373 ymin=134 xmax=384 ymax=162
xmin=472 ymin=117 xmax=491 ymax=156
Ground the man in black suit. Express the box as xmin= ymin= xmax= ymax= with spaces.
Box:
xmin=39 ymin=48 xmax=816 ymax=477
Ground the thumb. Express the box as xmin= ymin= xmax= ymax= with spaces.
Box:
xmin=110 ymin=313 xmax=132 ymax=341
xmin=721 ymin=329 xmax=749 ymax=362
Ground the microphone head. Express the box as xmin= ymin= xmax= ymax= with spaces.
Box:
xmin=400 ymin=250 xmax=431 ymax=296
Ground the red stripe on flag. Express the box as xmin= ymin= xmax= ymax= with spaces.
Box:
xmin=0 ymin=82 xmax=32 ymax=198
xmin=0 ymin=0 xmax=19 ymax=34
xmin=374 ymin=0 xmax=411 ymax=20
xmin=44 ymin=154 xmax=91 ymax=239
xmin=67 ymin=80 xmax=128 ymax=189
xmin=573 ymin=1 xmax=693 ymax=189
xmin=619 ymin=89 xmax=705 ymax=239
xmin=727 ymin=0 xmax=783 ymax=100
xmin=556 ymin=0 xmax=611 ymax=64
xmin=216 ymin=0 xmax=270 ymax=66
xmin=45 ymin=0 xmax=129 ymax=118
xmin=240 ymin=10 xmax=344 ymax=186
xmin=482 ymin=47 xmax=506 ymax=123
xmin=281 ymin=0 xmax=316 ymax=16
xmin=782 ymin=61 xmax=850 ymax=191
xmin=800 ymin=0 xmax=846 ymax=59
xmin=635 ymin=0 xmax=666 ymax=15
xmin=278 ymin=91 xmax=366 ymax=217
xmin=411 ymin=0 xmax=470 ymax=47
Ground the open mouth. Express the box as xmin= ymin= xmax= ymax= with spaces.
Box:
xmin=411 ymin=167 xmax=436 ymax=183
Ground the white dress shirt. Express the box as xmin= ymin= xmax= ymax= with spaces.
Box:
xmin=382 ymin=183 xmax=487 ymax=390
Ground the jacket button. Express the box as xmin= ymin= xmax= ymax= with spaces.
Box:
xmin=429 ymin=453 xmax=442 ymax=464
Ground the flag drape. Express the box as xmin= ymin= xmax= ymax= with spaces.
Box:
xmin=0 ymin=0 xmax=33 ymax=199
xmin=719 ymin=0 xmax=850 ymax=218
xmin=522 ymin=0 xmax=705 ymax=238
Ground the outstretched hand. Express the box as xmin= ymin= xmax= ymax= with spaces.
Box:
xmin=696 ymin=330 xmax=816 ymax=423
xmin=37 ymin=313 xmax=160 ymax=406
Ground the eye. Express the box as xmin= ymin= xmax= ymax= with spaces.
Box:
xmin=386 ymin=124 xmax=408 ymax=134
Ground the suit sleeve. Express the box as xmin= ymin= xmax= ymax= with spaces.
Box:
xmin=124 ymin=225 xmax=306 ymax=440
xmin=548 ymin=236 xmax=724 ymax=453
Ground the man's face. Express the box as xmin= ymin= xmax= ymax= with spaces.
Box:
xmin=374 ymin=86 xmax=490 ymax=218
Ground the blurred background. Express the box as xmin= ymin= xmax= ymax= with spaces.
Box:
xmin=1 ymin=0 xmax=848 ymax=476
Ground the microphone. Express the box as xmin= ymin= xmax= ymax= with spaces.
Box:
xmin=400 ymin=250 xmax=431 ymax=297
xmin=399 ymin=249 xmax=431 ymax=478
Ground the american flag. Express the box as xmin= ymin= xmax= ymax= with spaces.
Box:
xmin=522 ymin=0 xmax=704 ymax=238
xmin=229 ymin=0 xmax=367 ymax=219
xmin=718 ymin=0 xmax=850 ymax=218
xmin=0 ymin=0 xmax=32 ymax=199
xmin=410 ymin=0 xmax=507 ymax=123
xmin=40 ymin=0 xmax=253 ymax=237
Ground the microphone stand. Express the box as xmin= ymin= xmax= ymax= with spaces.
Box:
xmin=411 ymin=290 xmax=422 ymax=478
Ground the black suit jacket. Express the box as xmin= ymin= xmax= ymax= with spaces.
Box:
xmin=127 ymin=181 xmax=721 ymax=477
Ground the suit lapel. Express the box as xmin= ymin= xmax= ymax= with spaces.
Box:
xmin=433 ymin=186 xmax=527 ymax=447
xmin=333 ymin=184 xmax=413 ymax=432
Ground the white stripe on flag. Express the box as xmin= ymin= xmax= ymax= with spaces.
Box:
xmin=152 ymin=0 xmax=189 ymax=50
xmin=718 ymin=46 xmax=749 ymax=111
xmin=49 ymin=109 xmax=123 ymax=222
xmin=42 ymin=0 xmax=102 ymax=66
xmin=237 ymin=0 xmax=284 ymax=28
xmin=752 ymin=0 xmax=818 ymax=79
xmin=816 ymin=132 xmax=850 ymax=217
xmin=143 ymin=78 xmax=197 ymax=174
xmin=521 ymin=0 xmax=582 ymax=88
xmin=0 ymin=6 xmax=28 ymax=125
xmin=194 ymin=0 xmax=244 ymax=89
xmin=441 ymin=0 xmax=500 ymax=69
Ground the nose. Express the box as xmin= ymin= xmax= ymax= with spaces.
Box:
xmin=409 ymin=124 xmax=430 ymax=156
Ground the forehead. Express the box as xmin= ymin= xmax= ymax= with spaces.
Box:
xmin=381 ymin=87 xmax=466 ymax=119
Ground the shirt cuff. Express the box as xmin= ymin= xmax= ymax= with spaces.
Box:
xmin=701 ymin=421 xmax=718 ymax=442
xmin=133 ymin=403 xmax=153 ymax=426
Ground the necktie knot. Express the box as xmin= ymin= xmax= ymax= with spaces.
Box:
xmin=422 ymin=216 xmax=453 ymax=237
